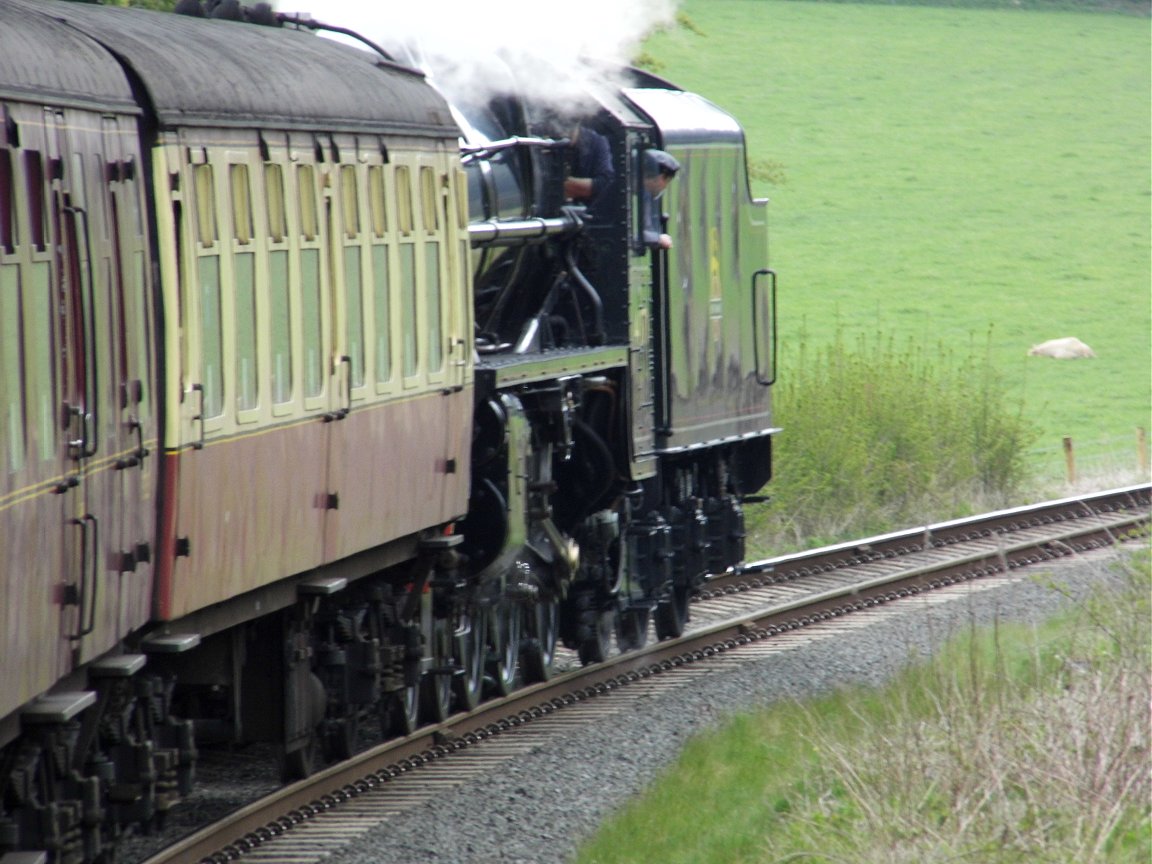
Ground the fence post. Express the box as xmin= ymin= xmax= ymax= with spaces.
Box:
xmin=1063 ymin=436 xmax=1076 ymax=485
xmin=1139 ymin=427 xmax=1149 ymax=476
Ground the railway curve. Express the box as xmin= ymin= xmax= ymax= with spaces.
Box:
xmin=131 ymin=485 xmax=1149 ymax=864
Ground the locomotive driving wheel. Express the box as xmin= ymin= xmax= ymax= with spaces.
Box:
xmin=521 ymin=594 xmax=559 ymax=683
xmin=487 ymin=601 xmax=521 ymax=696
xmin=453 ymin=609 xmax=486 ymax=712
xmin=383 ymin=683 xmax=420 ymax=737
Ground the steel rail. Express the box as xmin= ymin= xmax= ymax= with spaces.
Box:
xmin=708 ymin=483 xmax=1150 ymax=593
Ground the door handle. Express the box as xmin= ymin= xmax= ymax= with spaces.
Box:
xmin=67 ymin=513 xmax=99 ymax=640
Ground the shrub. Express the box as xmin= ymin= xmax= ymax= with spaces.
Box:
xmin=748 ymin=329 xmax=1038 ymax=554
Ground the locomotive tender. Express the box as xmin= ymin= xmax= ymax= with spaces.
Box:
xmin=0 ymin=1 xmax=776 ymax=859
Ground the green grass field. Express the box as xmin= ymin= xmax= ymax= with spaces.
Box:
xmin=645 ymin=0 xmax=1151 ymax=481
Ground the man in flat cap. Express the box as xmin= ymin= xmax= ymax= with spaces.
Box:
xmin=641 ymin=149 xmax=680 ymax=250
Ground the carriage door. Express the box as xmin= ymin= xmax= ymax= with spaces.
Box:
xmin=8 ymin=112 xmax=76 ymax=681
xmin=99 ymin=116 xmax=155 ymax=639
xmin=48 ymin=109 xmax=103 ymax=657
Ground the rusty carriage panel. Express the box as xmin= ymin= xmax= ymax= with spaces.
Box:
xmin=1 ymin=4 xmax=157 ymax=724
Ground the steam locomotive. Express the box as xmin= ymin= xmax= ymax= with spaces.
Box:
xmin=0 ymin=1 xmax=776 ymax=859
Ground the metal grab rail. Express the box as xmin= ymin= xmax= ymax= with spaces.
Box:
xmin=752 ymin=268 xmax=777 ymax=386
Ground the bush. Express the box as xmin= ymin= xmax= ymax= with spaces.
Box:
xmin=748 ymin=330 xmax=1038 ymax=554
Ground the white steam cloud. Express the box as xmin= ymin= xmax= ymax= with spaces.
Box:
xmin=273 ymin=0 xmax=679 ymax=110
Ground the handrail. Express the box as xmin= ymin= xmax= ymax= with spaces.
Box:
xmin=752 ymin=268 xmax=777 ymax=386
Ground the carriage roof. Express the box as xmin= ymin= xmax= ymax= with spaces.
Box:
xmin=2 ymin=0 xmax=458 ymax=138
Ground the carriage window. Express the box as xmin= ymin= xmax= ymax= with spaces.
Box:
xmin=394 ymin=165 xmax=413 ymax=234
xmin=126 ymin=158 xmax=144 ymax=234
xmin=344 ymin=246 xmax=364 ymax=387
xmin=23 ymin=151 xmax=46 ymax=252
xmin=24 ymin=263 xmax=54 ymax=457
xmin=368 ymin=165 xmax=387 ymax=237
xmin=131 ymin=251 xmax=151 ymax=417
xmin=341 ymin=165 xmax=359 ymax=239
xmin=235 ymin=251 xmax=257 ymax=411
xmin=400 ymin=245 xmax=417 ymax=377
xmin=194 ymin=164 xmax=216 ymax=248
xmin=425 ymin=243 xmax=442 ymax=371
xmin=301 ymin=249 xmax=323 ymax=398
xmin=420 ymin=167 xmax=439 ymax=231
xmin=0 ymin=264 xmax=24 ymax=471
xmin=199 ymin=256 xmax=223 ymax=417
xmin=453 ymin=168 xmax=468 ymax=230
xmin=269 ymin=249 xmax=291 ymax=402
xmin=0 ymin=149 xmax=15 ymax=253
xmin=297 ymin=164 xmax=317 ymax=241
xmin=230 ymin=163 xmax=253 ymax=245
xmin=372 ymin=246 xmax=391 ymax=384
xmin=265 ymin=163 xmax=286 ymax=243
xmin=70 ymin=154 xmax=87 ymax=213
xmin=101 ymin=155 xmax=131 ymax=391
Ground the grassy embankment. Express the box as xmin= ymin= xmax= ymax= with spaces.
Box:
xmin=574 ymin=552 xmax=1150 ymax=864
xmin=644 ymin=0 xmax=1150 ymax=553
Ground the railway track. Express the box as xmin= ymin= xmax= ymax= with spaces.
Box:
xmin=138 ymin=484 xmax=1149 ymax=864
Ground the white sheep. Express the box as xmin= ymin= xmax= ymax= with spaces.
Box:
xmin=1027 ymin=337 xmax=1097 ymax=359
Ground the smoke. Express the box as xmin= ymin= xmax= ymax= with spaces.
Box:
xmin=272 ymin=0 xmax=679 ymax=111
